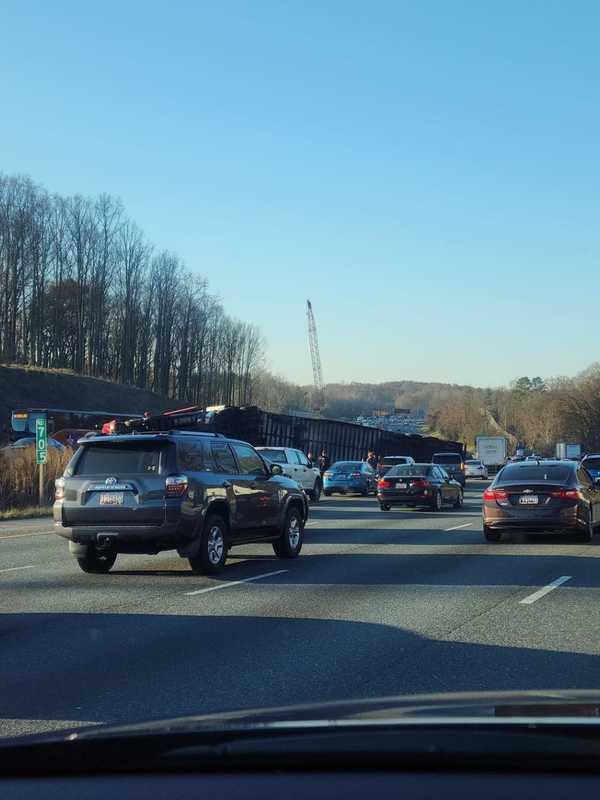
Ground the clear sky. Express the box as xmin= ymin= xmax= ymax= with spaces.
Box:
xmin=2 ymin=1 xmax=599 ymax=387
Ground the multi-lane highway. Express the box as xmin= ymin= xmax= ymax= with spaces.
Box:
xmin=2 ymin=481 xmax=600 ymax=740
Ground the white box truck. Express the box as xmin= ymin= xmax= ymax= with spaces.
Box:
xmin=555 ymin=442 xmax=582 ymax=460
xmin=475 ymin=436 xmax=507 ymax=474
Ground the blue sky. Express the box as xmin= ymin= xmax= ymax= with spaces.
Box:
xmin=2 ymin=1 xmax=599 ymax=387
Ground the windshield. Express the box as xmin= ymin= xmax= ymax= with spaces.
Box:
xmin=3 ymin=1 xmax=600 ymax=753
xmin=330 ymin=462 xmax=361 ymax=473
xmin=258 ymin=448 xmax=288 ymax=463
xmin=387 ymin=465 xmax=430 ymax=477
xmin=75 ymin=444 xmax=166 ymax=475
xmin=498 ymin=465 xmax=572 ymax=483
xmin=432 ymin=454 xmax=461 ymax=464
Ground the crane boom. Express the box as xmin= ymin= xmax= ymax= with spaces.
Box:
xmin=306 ymin=299 xmax=324 ymax=411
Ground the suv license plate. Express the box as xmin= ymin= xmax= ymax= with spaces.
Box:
xmin=519 ymin=495 xmax=538 ymax=505
xmin=100 ymin=493 xmax=124 ymax=505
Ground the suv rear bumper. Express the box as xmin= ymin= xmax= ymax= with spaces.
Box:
xmin=54 ymin=520 xmax=184 ymax=554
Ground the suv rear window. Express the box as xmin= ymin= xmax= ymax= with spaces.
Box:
xmin=75 ymin=443 xmax=166 ymax=475
xmin=498 ymin=465 xmax=572 ymax=482
xmin=432 ymin=453 xmax=461 ymax=464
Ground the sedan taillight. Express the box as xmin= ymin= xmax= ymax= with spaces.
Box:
xmin=483 ymin=487 xmax=508 ymax=501
xmin=165 ymin=475 xmax=189 ymax=497
xmin=550 ymin=488 xmax=581 ymax=500
xmin=378 ymin=479 xmax=391 ymax=489
xmin=410 ymin=478 xmax=431 ymax=488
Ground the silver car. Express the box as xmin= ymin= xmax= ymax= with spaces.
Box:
xmin=464 ymin=459 xmax=488 ymax=479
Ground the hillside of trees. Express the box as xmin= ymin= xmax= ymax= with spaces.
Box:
xmin=0 ymin=173 xmax=265 ymax=408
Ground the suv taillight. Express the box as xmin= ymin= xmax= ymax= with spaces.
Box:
xmin=54 ymin=478 xmax=65 ymax=501
xmin=165 ymin=475 xmax=188 ymax=497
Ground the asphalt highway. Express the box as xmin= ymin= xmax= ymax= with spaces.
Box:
xmin=2 ymin=481 xmax=600 ymax=739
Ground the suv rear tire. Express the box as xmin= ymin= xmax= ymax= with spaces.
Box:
xmin=273 ymin=505 xmax=303 ymax=559
xmin=76 ymin=547 xmax=117 ymax=574
xmin=189 ymin=514 xmax=228 ymax=574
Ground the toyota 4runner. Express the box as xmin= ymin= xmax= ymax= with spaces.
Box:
xmin=53 ymin=431 xmax=309 ymax=575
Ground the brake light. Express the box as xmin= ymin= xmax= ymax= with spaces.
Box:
xmin=460 ymin=463 xmax=465 ymax=471
xmin=483 ymin=487 xmax=508 ymax=501
xmin=165 ymin=475 xmax=188 ymax=497
xmin=410 ymin=478 xmax=431 ymax=488
xmin=550 ymin=488 xmax=581 ymax=500
xmin=102 ymin=419 xmax=117 ymax=435
xmin=54 ymin=478 xmax=65 ymax=501
xmin=378 ymin=479 xmax=391 ymax=489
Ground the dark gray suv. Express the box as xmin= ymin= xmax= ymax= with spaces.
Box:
xmin=431 ymin=452 xmax=466 ymax=487
xmin=53 ymin=432 xmax=309 ymax=575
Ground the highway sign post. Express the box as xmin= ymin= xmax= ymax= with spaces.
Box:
xmin=36 ymin=417 xmax=47 ymax=506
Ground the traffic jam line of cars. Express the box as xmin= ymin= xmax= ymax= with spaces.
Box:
xmin=47 ymin=417 xmax=600 ymax=582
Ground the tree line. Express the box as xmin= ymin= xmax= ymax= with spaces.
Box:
xmin=429 ymin=367 xmax=600 ymax=454
xmin=0 ymin=173 xmax=265 ymax=407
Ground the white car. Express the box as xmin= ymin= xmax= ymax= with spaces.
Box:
xmin=256 ymin=446 xmax=323 ymax=502
xmin=464 ymin=459 xmax=488 ymax=479
xmin=377 ymin=455 xmax=415 ymax=477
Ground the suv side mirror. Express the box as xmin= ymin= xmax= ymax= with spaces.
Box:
xmin=270 ymin=463 xmax=283 ymax=476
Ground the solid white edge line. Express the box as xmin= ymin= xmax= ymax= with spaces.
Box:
xmin=185 ymin=569 xmax=288 ymax=596
xmin=0 ymin=565 xmax=35 ymax=574
xmin=519 ymin=575 xmax=572 ymax=605
xmin=0 ymin=531 xmax=52 ymax=540
xmin=444 ymin=522 xmax=473 ymax=531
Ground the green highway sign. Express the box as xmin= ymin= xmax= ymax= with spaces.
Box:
xmin=35 ymin=417 xmax=48 ymax=465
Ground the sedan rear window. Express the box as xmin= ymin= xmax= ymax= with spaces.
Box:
xmin=383 ymin=456 xmax=410 ymax=464
xmin=75 ymin=443 xmax=166 ymax=475
xmin=432 ymin=453 xmax=461 ymax=464
xmin=331 ymin=462 xmax=361 ymax=473
xmin=498 ymin=465 xmax=572 ymax=482
xmin=466 ymin=460 xmax=481 ymax=465
xmin=387 ymin=465 xmax=431 ymax=477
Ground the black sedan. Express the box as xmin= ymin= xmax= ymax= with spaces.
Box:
xmin=377 ymin=463 xmax=463 ymax=511
xmin=482 ymin=460 xmax=600 ymax=542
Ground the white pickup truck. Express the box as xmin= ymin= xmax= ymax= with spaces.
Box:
xmin=256 ymin=446 xmax=322 ymax=502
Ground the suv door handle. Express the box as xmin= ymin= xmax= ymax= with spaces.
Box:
xmin=222 ymin=481 xmax=232 ymax=488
